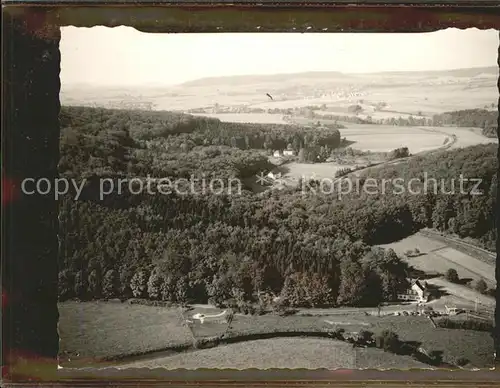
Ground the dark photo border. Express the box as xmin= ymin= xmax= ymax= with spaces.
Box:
xmin=2 ymin=1 xmax=500 ymax=385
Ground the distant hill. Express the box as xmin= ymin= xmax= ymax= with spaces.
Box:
xmin=62 ymin=67 xmax=498 ymax=92
xmin=363 ymin=66 xmax=498 ymax=77
xmin=179 ymin=66 xmax=499 ymax=88
xmin=179 ymin=71 xmax=345 ymax=87
xmin=60 ymin=65 xmax=497 ymax=112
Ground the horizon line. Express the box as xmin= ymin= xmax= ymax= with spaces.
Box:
xmin=61 ymin=64 xmax=499 ymax=89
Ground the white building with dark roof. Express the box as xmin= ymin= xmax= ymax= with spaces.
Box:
xmin=397 ymin=279 xmax=430 ymax=303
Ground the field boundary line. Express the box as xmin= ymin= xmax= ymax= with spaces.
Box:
xmin=430 ymin=250 xmax=495 ymax=285
xmin=418 ymin=229 xmax=495 ymax=267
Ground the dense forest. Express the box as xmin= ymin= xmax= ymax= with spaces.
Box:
xmin=58 ymin=106 xmax=497 ymax=311
xmin=432 ymin=109 xmax=498 ymax=137
xmin=278 ymin=105 xmax=499 ymax=133
xmin=61 ymin=106 xmax=342 ymax=157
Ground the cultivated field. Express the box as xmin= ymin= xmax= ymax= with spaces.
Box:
xmin=117 ymin=337 xmax=427 ymax=370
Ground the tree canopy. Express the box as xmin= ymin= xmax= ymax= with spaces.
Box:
xmin=57 ymin=106 xmax=497 ymax=308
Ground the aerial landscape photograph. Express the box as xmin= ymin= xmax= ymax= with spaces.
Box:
xmin=56 ymin=27 xmax=497 ymax=370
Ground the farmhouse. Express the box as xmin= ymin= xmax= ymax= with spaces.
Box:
xmin=397 ymin=279 xmax=430 ymax=303
xmin=273 ymin=150 xmax=282 ymax=158
xmin=283 ymin=149 xmax=296 ymax=156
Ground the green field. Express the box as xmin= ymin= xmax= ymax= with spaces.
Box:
xmin=59 ymin=301 xmax=494 ymax=369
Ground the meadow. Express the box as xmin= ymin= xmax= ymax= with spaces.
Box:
xmin=117 ymin=337 xmax=428 ymax=370
xmin=58 ymin=301 xmax=193 ymax=363
xmin=59 ymin=300 xmax=494 ymax=369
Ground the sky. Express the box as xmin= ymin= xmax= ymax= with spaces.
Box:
xmin=60 ymin=27 xmax=498 ymax=87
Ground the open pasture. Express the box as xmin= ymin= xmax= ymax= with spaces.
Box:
xmin=116 ymin=337 xmax=427 ymax=370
